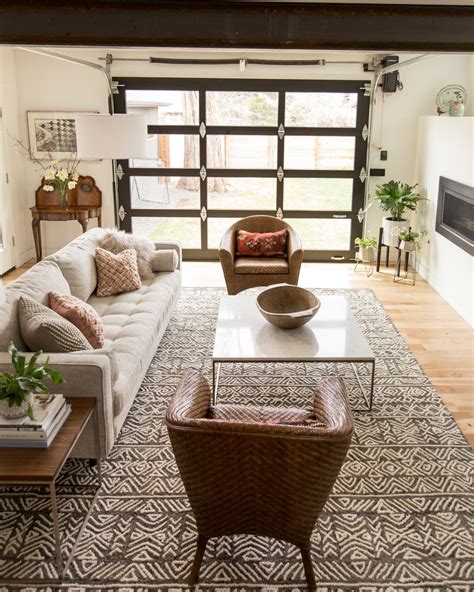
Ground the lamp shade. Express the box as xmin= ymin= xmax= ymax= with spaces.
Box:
xmin=75 ymin=114 xmax=148 ymax=159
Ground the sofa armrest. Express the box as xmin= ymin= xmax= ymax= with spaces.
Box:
xmin=153 ymin=240 xmax=182 ymax=270
xmin=0 ymin=351 xmax=115 ymax=458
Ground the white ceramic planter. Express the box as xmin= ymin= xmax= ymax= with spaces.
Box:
xmin=357 ymin=246 xmax=375 ymax=262
xmin=0 ymin=393 xmax=32 ymax=419
xmin=399 ymin=240 xmax=416 ymax=252
xmin=382 ymin=217 xmax=408 ymax=247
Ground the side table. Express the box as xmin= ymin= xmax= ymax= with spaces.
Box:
xmin=0 ymin=398 xmax=102 ymax=582
xmin=30 ymin=206 xmax=102 ymax=262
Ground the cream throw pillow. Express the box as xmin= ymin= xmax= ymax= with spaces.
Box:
xmin=100 ymin=230 xmax=156 ymax=280
xmin=95 ymin=247 xmax=141 ymax=297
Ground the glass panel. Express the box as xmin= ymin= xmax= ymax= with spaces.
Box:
xmin=130 ymin=176 xmax=200 ymax=209
xmin=132 ymin=217 xmax=201 ymax=249
xmin=125 ymin=89 xmax=199 ymax=125
xmin=208 ymin=178 xmax=276 ymax=210
xmin=288 ymin=218 xmax=351 ymax=250
xmin=129 ymin=134 xmax=199 ymax=169
xmin=285 ymin=92 xmax=357 ymax=127
xmin=206 ymin=91 xmax=278 ymax=126
xmin=207 ymin=135 xmax=277 ymax=169
xmin=284 ymin=178 xmax=353 ymax=211
xmin=284 ymin=136 xmax=355 ymax=170
xmin=207 ymin=218 xmax=240 ymax=248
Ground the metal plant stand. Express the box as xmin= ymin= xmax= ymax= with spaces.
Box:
xmin=394 ymin=245 xmax=417 ymax=285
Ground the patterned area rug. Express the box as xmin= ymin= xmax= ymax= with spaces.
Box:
xmin=1 ymin=288 xmax=473 ymax=591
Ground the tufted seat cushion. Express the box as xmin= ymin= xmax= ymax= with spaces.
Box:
xmin=87 ymin=271 xmax=181 ymax=416
xmin=234 ymin=257 xmax=289 ymax=275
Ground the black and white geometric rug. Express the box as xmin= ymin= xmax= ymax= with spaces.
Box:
xmin=1 ymin=288 xmax=473 ymax=591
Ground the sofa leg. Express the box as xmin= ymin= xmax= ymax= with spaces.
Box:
xmin=300 ymin=544 xmax=316 ymax=591
xmin=188 ymin=535 xmax=208 ymax=587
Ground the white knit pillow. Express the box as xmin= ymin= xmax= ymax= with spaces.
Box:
xmin=100 ymin=230 xmax=156 ymax=280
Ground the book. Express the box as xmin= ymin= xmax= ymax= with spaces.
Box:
xmin=0 ymin=401 xmax=66 ymax=440
xmin=0 ymin=394 xmax=65 ymax=433
xmin=0 ymin=404 xmax=71 ymax=448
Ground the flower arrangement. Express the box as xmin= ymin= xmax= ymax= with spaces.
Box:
xmin=42 ymin=157 xmax=80 ymax=208
xmin=0 ymin=343 xmax=64 ymax=420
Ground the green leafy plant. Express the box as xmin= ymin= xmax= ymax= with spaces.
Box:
xmin=355 ymin=236 xmax=377 ymax=248
xmin=398 ymin=229 xmax=427 ymax=248
xmin=0 ymin=343 xmax=64 ymax=420
xmin=374 ymin=180 xmax=426 ymax=221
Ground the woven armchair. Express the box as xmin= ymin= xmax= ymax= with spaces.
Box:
xmin=219 ymin=215 xmax=303 ymax=295
xmin=166 ymin=368 xmax=353 ymax=590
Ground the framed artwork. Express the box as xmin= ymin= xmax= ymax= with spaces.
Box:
xmin=27 ymin=111 xmax=93 ymax=160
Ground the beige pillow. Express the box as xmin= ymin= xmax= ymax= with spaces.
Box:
xmin=49 ymin=291 xmax=104 ymax=349
xmin=95 ymin=247 xmax=141 ymax=297
xmin=18 ymin=296 xmax=93 ymax=353
xmin=100 ymin=230 xmax=156 ymax=280
xmin=151 ymin=249 xmax=179 ymax=272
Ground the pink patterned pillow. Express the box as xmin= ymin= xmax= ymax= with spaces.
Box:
xmin=95 ymin=247 xmax=141 ymax=297
xmin=48 ymin=291 xmax=104 ymax=349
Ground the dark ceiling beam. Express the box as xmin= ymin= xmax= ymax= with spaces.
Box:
xmin=0 ymin=2 xmax=473 ymax=52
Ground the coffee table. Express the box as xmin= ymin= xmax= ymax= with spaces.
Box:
xmin=0 ymin=397 xmax=102 ymax=583
xmin=212 ymin=293 xmax=375 ymax=411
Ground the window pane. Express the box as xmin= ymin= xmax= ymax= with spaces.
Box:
xmin=132 ymin=217 xmax=200 ymax=249
xmin=130 ymin=176 xmax=200 ymax=210
xmin=285 ymin=136 xmax=355 ymax=170
xmin=126 ymin=90 xmax=198 ymax=125
xmin=207 ymin=218 xmax=240 ymax=249
xmin=284 ymin=178 xmax=353 ymax=211
xmin=288 ymin=218 xmax=351 ymax=250
xmin=285 ymin=92 xmax=357 ymax=127
xmin=208 ymin=135 xmax=277 ymax=169
xmin=130 ymin=134 xmax=199 ymax=169
xmin=206 ymin=91 xmax=278 ymax=126
xmin=208 ymin=178 xmax=276 ymax=210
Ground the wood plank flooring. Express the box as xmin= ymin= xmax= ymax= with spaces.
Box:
xmin=4 ymin=259 xmax=473 ymax=445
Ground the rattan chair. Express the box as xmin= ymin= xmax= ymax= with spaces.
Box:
xmin=219 ymin=215 xmax=303 ymax=295
xmin=166 ymin=368 xmax=353 ymax=590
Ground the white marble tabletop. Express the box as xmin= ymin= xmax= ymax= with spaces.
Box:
xmin=213 ymin=294 xmax=374 ymax=362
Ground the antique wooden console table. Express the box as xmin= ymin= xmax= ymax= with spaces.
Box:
xmin=30 ymin=206 xmax=102 ymax=262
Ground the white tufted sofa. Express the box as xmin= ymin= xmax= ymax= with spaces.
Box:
xmin=0 ymin=228 xmax=181 ymax=459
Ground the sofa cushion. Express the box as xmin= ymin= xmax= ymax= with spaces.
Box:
xmin=49 ymin=291 xmax=105 ymax=349
xmin=100 ymin=229 xmax=157 ymax=280
xmin=87 ymin=271 xmax=181 ymax=416
xmin=151 ymin=249 xmax=179 ymax=272
xmin=18 ymin=296 xmax=93 ymax=353
xmin=45 ymin=227 xmax=106 ymax=301
xmin=95 ymin=247 xmax=141 ymax=297
xmin=234 ymin=257 xmax=289 ymax=274
xmin=0 ymin=261 xmax=71 ymax=351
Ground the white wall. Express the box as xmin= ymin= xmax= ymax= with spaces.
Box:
xmin=414 ymin=116 xmax=473 ymax=326
xmin=2 ymin=47 xmax=473 ymax=264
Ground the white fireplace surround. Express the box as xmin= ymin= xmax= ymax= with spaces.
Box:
xmin=415 ymin=116 xmax=474 ymax=327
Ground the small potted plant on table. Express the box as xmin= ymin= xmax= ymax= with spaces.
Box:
xmin=354 ymin=236 xmax=377 ymax=262
xmin=0 ymin=343 xmax=64 ymax=420
xmin=374 ymin=180 xmax=426 ymax=247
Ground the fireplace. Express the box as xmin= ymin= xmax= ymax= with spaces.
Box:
xmin=436 ymin=176 xmax=474 ymax=256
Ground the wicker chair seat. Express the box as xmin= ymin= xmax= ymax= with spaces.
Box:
xmin=208 ymin=403 xmax=314 ymax=425
xmin=234 ymin=257 xmax=290 ymax=275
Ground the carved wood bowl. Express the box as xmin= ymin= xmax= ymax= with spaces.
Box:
xmin=256 ymin=284 xmax=321 ymax=329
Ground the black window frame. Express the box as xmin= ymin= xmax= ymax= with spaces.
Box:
xmin=113 ymin=77 xmax=370 ymax=261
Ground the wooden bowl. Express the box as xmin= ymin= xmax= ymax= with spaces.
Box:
xmin=256 ymin=284 xmax=320 ymax=329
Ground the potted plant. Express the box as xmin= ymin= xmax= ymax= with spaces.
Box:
xmin=0 ymin=343 xmax=64 ymax=420
xmin=374 ymin=180 xmax=426 ymax=247
xmin=398 ymin=229 xmax=426 ymax=251
xmin=354 ymin=236 xmax=377 ymax=262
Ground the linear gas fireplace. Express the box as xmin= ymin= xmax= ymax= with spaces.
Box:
xmin=436 ymin=176 xmax=474 ymax=256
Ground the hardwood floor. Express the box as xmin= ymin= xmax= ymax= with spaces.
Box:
xmin=3 ymin=259 xmax=473 ymax=445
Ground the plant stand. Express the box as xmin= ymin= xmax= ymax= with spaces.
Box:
xmin=354 ymin=255 xmax=374 ymax=277
xmin=376 ymin=226 xmax=410 ymax=276
xmin=393 ymin=247 xmax=417 ymax=285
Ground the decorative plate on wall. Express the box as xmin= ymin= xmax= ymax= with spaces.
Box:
xmin=436 ymin=85 xmax=468 ymax=113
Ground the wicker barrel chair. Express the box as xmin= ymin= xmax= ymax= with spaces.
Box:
xmin=219 ymin=215 xmax=304 ymax=295
xmin=166 ymin=368 xmax=353 ymax=590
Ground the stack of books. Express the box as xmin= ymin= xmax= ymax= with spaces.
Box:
xmin=0 ymin=394 xmax=71 ymax=448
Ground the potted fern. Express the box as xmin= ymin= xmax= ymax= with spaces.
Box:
xmin=354 ymin=236 xmax=377 ymax=262
xmin=374 ymin=180 xmax=426 ymax=247
xmin=0 ymin=343 xmax=64 ymax=420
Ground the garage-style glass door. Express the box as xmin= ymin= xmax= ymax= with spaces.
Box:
xmin=113 ymin=78 xmax=369 ymax=261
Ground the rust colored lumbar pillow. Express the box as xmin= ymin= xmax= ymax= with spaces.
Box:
xmin=236 ymin=228 xmax=288 ymax=257
xmin=49 ymin=291 xmax=104 ymax=349
xmin=94 ymin=247 xmax=142 ymax=297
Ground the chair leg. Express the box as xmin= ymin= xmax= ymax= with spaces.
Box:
xmin=188 ymin=535 xmax=208 ymax=587
xmin=300 ymin=544 xmax=316 ymax=591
